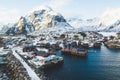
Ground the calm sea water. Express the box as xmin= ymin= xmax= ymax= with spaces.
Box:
xmin=41 ymin=45 xmax=120 ymax=80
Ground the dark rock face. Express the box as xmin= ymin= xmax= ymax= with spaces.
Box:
xmin=34 ymin=10 xmax=46 ymax=17
xmin=6 ymin=17 xmax=34 ymax=35
xmin=54 ymin=15 xmax=66 ymax=22
xmin=6 ymin=27 xmax=19 ymax=35
xmin=18 ymin=17 xmax=34 ymax=34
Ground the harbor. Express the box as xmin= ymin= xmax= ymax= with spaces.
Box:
xmin=0 ymin=0 xmax=120 ymax=80
xmin=41 ymin=45 xmax=120 ymax=80
xmin=0 ymin=31 xmax=120 ymax=80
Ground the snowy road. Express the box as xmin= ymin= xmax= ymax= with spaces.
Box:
xmin=12 ymin=48 xmax=41 ymax=80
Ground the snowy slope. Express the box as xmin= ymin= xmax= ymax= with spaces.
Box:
xmin=68 ymin=8 xmax=120 ymax=32
xmin=98 ymin=8 xmax=120 ymax=26
xmin=0 ymin=23 xmax=14 ymax=34
xmin=68 ymin=18 xmax=100 ymax=31
xmin=103 ymin=20 xmax=120 ymax=31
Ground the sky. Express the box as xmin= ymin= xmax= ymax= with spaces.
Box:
xmin=0 ymin=0 xmax=120 ymax=23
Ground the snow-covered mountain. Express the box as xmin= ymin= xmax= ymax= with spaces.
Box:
xmin=68 ymin=8 xmax=120 ymax=32
xmin=26 ymin=6 xmax=71 ymax=30
xmin=17 ymin=6 xmax=72 ymax=34
xmin=0 ymin=6 xmax=72 ymax=35
xmin=1 ymin=7 xmax=120 ymax=35
xmin=68 ymin=18 xmax=100 ymax=31
xmin=103 ymin=20 xmax=120 ymax=31
xmin=98 ymin=8 xmax=120 ymax=26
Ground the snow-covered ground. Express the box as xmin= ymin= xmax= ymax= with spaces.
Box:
xmin=98 ymin=32 xmax=117 ymax=37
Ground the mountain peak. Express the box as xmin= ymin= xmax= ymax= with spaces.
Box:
xmin=28 ymin=5 xmax=53 ymax=14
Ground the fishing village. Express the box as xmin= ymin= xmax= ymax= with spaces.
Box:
xmin=0 ymin=31 xmax=120 ymax=80
xmin=1 ymin=0 xmax=120 ymax=80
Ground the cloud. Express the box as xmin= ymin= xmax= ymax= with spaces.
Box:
xmin=29 ymin=0 xmax=74 ymax=18
xmin=0 ymin=8 xmax=21 ymax=24
xmin=46 ymin=0 xmax=75 ymax=18
xmin=48 ymin=0 xmax=72 ymax=9
xmin=28 ymin=0 xmax=72 ymax=15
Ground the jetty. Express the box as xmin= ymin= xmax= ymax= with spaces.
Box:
xmin=61 ymin=48 xmax=87 ymax=57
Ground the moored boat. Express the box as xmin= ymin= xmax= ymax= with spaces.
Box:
xmin=61 ymin=48 xmax=87 ymax=57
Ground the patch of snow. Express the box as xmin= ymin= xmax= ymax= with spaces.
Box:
xmin=99 ymin=32 xmax=117 ymax=37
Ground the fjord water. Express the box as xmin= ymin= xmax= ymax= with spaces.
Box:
xmin=42 ymin=45 xmax=120 ymax=80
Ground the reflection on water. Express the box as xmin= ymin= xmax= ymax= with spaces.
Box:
xmin=40 ymin=45 xmax=120 ymax=80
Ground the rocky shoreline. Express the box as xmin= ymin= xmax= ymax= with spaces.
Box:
xmin=1 ymin=52 xmax=31 ymax=80
xmin=104 ymin=40 xmax=120 ymax=49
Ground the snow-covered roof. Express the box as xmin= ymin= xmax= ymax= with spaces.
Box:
xmin=36 ymin=48 xmax=48 ymax=53
xmin=44 ymin=55 xmax=57 ymax=61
